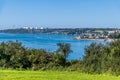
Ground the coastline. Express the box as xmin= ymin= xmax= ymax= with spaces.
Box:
xmin=72 ymin=38 xmax=114 ymax=42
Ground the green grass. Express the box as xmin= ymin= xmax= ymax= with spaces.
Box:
xmin=0 ymin=70 xmax=120 ymax=80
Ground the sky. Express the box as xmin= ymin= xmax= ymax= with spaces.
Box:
xmin=0 ymin=0 xmax=120 ymax=29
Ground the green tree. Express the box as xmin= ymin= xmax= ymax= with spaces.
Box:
xmin=82 ymin=43 xmax=105 ymax=73
xmin=57 ymin=43 xmax=72 ymax=66
xmin=103 ymin=31 xmax=108 ymax=36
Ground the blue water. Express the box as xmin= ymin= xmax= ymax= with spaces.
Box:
xmin=0 ymin=33 xmax=105 ymax=60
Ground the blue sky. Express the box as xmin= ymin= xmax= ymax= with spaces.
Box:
xmin=0 ymin=0 xmax=120 ymax=29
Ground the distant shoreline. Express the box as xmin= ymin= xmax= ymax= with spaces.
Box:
xmin=72 ymin=38 xmax=114 ymax=42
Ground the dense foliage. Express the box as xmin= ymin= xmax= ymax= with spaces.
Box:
xmin=0 ymin=40 xmax=120 ymax=75
xmin=82 ymin=40 xmax=120 ymax=75
xmin=0 ymin=41 xmax=71 ymax=70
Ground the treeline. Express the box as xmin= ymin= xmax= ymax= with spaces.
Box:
xmin=0 ymin=40 xmax=120 ymax=75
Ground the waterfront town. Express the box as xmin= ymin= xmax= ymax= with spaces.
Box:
xmin=73 ymin=29 xmax=120 ymax=42
xmin=0 ymin=27 xmax=120 ymax=42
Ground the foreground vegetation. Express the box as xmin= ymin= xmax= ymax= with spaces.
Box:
xmin=0 ymin=70 xmax=120 ymax=80
xmin=0 ymin=40 xmax=120 ymax=75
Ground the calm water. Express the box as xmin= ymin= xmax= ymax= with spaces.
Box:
xmin=0 ymin=33 xmax=105 ymax=60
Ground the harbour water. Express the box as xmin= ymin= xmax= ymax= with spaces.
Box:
xmin=0 ymin=33 xmax=105 ymax=60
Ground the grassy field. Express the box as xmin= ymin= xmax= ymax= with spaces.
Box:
xmin=0 ymin=70 xmax=120 ymax=80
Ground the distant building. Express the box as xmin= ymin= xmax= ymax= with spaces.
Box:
xmin=35 ymin=27 xmax=38 ymax=29
xmin=22 ymin=26 xmax=44 ymax=30
xmin=40 ymin=27 xmax=44 ymax=29
xmin=29 ymin=27 xmax=33 ymax=29
xmin=23 ymin=27 xmax=28 ymax=29
xmin=108 ymin=31 xmax=115 ymax=34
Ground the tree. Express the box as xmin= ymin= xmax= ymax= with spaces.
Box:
xmin=56 ymin=43 xmax=72 ymax=66
xmin=82 ymin=43 xmax=105 ymax=73
xmin=103 ymin=31 xmax=108 ymax=36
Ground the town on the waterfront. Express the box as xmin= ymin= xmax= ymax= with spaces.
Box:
xmin=0 ymin=27 xmax=120 ymax=42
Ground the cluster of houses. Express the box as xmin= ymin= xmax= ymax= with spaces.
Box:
xmin=73 ymin=30 xmax=120 ymax=40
